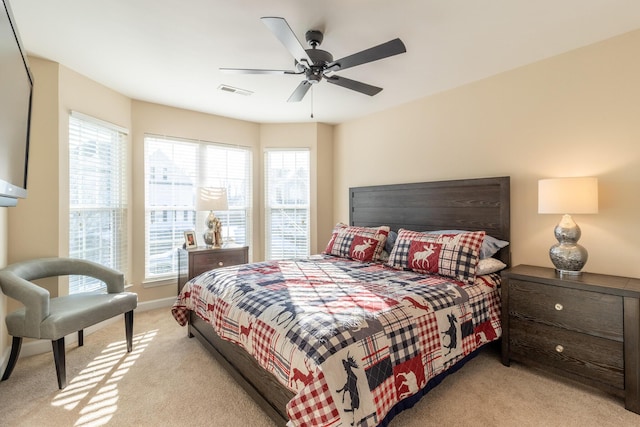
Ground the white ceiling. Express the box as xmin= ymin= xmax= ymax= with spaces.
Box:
xmin=10 ymin=0 xmax=640 ymax=124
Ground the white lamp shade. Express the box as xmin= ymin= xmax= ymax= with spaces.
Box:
xmin=538 ymin=177 xmax=598 ymax=214
xmin=196 ymin=187 xmax=229 ymax=211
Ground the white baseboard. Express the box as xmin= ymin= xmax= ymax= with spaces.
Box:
xmin=8 ymin=296 xmax=176 ymax=360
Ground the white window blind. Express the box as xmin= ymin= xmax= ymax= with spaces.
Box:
xmin=265 ymin=149 xmax=310 ymax=260
xmin=69 ymin=112 xmax=128 ymax=293
xmin=144 ymin=135 xmax=252 ymax=281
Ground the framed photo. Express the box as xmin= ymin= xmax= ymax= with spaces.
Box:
xmin=184 ymin=230 xmax=197 ymax=249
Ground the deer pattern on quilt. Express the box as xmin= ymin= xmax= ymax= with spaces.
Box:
xmin=171 ymin=255 xmax=502 ymax=427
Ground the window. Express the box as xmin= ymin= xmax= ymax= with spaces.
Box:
xmin=144 ymin=135 xmax=252 ymax=281
xmin=69 ymin=112 xmax=128 ymax=293
xmin=265 ymin=149 xmax=310 ymax=260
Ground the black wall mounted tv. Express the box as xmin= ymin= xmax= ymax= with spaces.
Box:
xmin=0 ymin=0 xmax=32 ymax=207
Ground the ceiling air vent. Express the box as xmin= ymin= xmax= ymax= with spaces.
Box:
xmin=217 ymin=84 xmax=253 ymax=96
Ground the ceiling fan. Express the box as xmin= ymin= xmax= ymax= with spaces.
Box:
xmin=220 ymin=17 xmax=407 ymax=102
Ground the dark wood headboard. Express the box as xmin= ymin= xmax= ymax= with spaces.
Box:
xmin=349 ymin=176 xmax=511 ymax=265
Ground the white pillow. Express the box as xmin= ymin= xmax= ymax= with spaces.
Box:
xmin=476 ymin=258 xmax=507 ymax=275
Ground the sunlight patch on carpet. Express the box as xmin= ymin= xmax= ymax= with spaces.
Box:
xmin=50 ymin=329 xmax=158 ymax=426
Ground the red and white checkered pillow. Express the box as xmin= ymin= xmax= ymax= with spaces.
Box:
xmin=323 ymin=223 xmax=390 ymax=262
xmin=386 ymin=229 xmax=485 ymax=284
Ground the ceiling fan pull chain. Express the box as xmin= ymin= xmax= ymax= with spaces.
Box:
xmin=310 ymin=86 xmax=314 ymax=119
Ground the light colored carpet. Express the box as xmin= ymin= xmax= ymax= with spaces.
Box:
xmin=0 ymin=308 xmax=638 ymax=426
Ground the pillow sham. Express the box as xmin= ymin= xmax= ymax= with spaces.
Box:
xmin=387 ymin=229 xmax=485 ymax=284
xmin=476 ymin=258 xmax=507 ymax=275
xmin=426 ymin=229 xmax=509 ymax=259
xmin=324 ymin=223 xmax=390 ymax=262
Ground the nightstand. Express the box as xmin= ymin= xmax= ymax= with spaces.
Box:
xmin=501 ymin=265 xmax=640 ymax=414
xmin=177 ymin=246 xmax=249 ymax=294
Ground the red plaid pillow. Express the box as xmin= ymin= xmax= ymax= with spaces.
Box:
xmin=324 ymin=223 xmax=390 ymax=262
xmin=387 ymin=229 xmax=485 ymax=284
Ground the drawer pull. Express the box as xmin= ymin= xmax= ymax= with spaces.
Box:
xmin=554 ymin=303 xmax=563 ymax=311
xmin=218 ymin=261 xmax=224 ymax=267
xmin=555 ymin=344 xmax=564 ymax=353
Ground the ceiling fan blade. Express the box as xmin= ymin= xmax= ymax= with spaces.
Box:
xmin=327 ymin=38 xmax=406 ymax=71
xmin=324 ymin=75 xmax=383 ymax=96
xmin=287 ymin=80 xmax=313 ymax=102
xmin=261 ymin=17 xmax=312 ymax=65
xmin=220 ymin=68 xmax=298 ymax=75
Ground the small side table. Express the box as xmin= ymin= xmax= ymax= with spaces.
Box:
xmin=501 ymin=264 xmax=640 ymax=414
xmin=177 ymin=246 xmax=248 ymax=294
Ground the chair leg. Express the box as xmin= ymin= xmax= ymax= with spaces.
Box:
xmin=1 ymin=336 xmax=23 ymax=381
xmin=52 ymin=337 xmax=67 ymax=389
xmin=78 ymin=329 xmax=84 ymax=347
xmin=125 ymin=310 xmax=134 ymax=352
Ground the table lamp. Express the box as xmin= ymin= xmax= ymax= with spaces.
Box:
xmin=538 ymin=177 xmax=598 ymax=276
xmin=196 ymin=187 xmax=228 ymax=247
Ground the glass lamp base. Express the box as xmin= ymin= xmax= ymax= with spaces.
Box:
xmin=549 ymin=214 xmax=588 ymax=275
xmin=202 ymin=228 xmax=215 ymax=247
xmin=555 ymin=268 xmax=583 ymax=277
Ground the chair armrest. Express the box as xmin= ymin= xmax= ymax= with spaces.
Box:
xmin=2 ymin=257 xmax=126 ymax=294
xmin=51 ymin=258 xmax=126 ymax=294
xmin=0 ymin=269 xmax=50 ymax=337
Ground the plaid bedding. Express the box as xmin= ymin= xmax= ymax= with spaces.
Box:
xmin=171 ymin=254 xmax=502 ymax=426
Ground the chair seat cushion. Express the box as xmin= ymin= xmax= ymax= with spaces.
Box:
xmin=6 ymin=292 xmax=137 ymax=340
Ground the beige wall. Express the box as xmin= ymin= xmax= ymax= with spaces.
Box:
xmin=8 ymin=58 xmax=60 ymax=265
xmin=316 ymin=123 xmax=334 ymax=252
xmin=334 ymin=29 xmax=640 ymax=278
xmin=259 ymin=122 xmax=334 ymax=256
xmin=130 ymin=101 xmax=261 ymax=302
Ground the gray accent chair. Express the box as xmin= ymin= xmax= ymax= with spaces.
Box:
xmin=0 ymin=257 xmax=137 ymax=389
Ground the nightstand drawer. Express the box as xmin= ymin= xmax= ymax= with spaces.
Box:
xmin=510 ymin=318 xmax=624 ymax=389
xmin=192 ymin=252 xmax=246 ymax=276
xmin=178 ymin=246 xmax=249 ymax=294
xmin=509 ymin=279 xmax=623 ymax=341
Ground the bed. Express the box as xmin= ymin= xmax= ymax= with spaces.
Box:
xmin=172 ymin=176 xmax=510 ymax=426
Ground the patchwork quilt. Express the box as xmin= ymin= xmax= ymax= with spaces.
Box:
xmin=171 ymin=255 xmax=502 ymax=426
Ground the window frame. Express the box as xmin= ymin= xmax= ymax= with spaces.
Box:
xmin=264 ymin=148 xmax=311 ymax=260
xmin=143 ymin=134 xmax=253 ymax=283
xmin=68 ymin=111 xmax=129 ymax=294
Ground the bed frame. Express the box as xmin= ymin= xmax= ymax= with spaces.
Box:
xmin=186 ymin=176 xmax=511 ymax=425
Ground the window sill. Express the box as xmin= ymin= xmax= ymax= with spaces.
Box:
xmin=142 ymin=277 xmax=177 ymax=289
